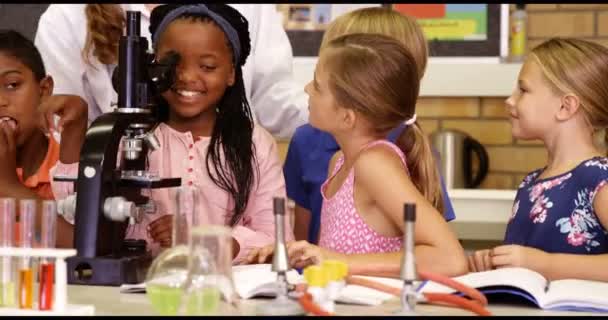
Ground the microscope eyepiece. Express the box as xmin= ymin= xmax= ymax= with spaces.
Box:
xmin=148 ymin=51 xmax=180 ymax=94
xmin=126 ymin=11 xmax=140 ymax=37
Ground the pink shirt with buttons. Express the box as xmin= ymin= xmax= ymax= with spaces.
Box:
xmin=50 ymin=122 xmax=293 ymax=263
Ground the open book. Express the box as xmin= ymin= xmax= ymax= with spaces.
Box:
xmin=121 ymin=264 xmax=405 ymax=306
xmin=420 ymin=267 xmax=608 ymax=312
xmin=231 ymin=264 xmax=407 ymax=306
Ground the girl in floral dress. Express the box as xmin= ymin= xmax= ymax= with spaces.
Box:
xmin=469 ymin=38 xmax=608 ymax=281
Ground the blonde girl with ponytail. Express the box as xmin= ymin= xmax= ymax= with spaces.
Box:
xmin=283 ymin=7 xmax=456 ymax=248
xmin=248 ymin=33 xmax=468 ymax=278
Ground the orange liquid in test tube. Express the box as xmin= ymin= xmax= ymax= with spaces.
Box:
xmin=18 ymin=269 xmax=33 ymax=308
xmin=18 ymin=199 xmax=35 ymax=309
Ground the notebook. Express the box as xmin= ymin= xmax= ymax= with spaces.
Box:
xmin=121 ymin=264 xmax=404 ymax=306
xmin=420 ymin=267 xmax=608 ymax=312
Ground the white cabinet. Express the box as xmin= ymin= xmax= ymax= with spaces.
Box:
xmin=448 ymin=189 xmax=516 ymax=241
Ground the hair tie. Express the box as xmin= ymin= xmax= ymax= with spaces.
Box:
xmin=404 ymin=114 xmax=417 ymax=126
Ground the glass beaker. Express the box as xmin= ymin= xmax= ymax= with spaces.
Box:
xmin=145 ymin=185 xmax=201 ymax=315
xmin=180 ymin=225 xmax=238 ymax=315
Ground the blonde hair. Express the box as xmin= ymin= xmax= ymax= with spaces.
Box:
xmin=323 ymin=33 xmax=444 ymax=213
xmin=83 ymin=4 xmax=125 ymax=65
xmin=320 ymin=7 xmax=428 ymax=79
xmin=531 ymin=38 xmax=608 ymax=154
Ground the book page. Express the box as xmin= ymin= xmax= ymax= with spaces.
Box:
xmin=119 ymin=272 xmax=186 ymax=294
xmin=120 ymin=282 xmax=147 ymax=294
xmin=119 ymin=264 xmax=304 ymax=298
xmin=234 ymin=266 xmax=406 ymax=305
xmin=421 ymin=267 xmax=548 ymax=305
xmin=232 ymin=264 xmax=303 ymax=299
xmin=543 ymin=279 xmax=608 ymax=311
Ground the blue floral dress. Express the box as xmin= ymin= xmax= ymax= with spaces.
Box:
xmin=504 ymin=157 xmax=608 ymax=254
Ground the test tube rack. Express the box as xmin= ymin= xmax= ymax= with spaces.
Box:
xmin=0 ymin=247 xmax=95 ymax=316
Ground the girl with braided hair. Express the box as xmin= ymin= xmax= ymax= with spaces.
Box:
xmin=51 ymin=4 xmax=293 ymax=262
xmin=35 ymin=4 xmax=307 ymax=138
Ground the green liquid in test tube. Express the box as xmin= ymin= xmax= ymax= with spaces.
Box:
xmin=0 ymin=198 xmax=16 ymax=307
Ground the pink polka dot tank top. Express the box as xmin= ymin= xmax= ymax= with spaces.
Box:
xmin=318 ymin=140 xmax=407 ymax=254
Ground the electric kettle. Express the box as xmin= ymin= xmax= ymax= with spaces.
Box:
xmin=430 ymin=129 xmax=489 ymax=189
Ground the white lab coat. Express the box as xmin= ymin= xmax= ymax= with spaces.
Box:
xmin=34 ymin=4 xmax=308 ymax=139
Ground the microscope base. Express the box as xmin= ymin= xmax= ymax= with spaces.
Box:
xmin=66 ymin=254 xmax=153 ymax=286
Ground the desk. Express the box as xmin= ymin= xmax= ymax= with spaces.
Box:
xmin=67 ymin=285 xmax=598 ymax=316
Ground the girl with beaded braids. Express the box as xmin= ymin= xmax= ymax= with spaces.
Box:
xmin=35 ymin=4 xmax=308 ymax=138
xmin=51 ymin=4 xmax=293 ymax=262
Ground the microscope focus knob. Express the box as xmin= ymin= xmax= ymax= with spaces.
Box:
xmin=140 ymin=199 xmax=157 ymax=215
xmin=143 ymin=132 xmax=161 ymax=151
xmin=104 ymin=196 xmax=136 ymax=222
xmin=57 ymin=194 xmax=77 ymax=224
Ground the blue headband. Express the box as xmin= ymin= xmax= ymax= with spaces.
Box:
xmin=152 ymin=4 xmax=241 ymax=64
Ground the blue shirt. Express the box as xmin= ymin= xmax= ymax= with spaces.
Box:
xmin=284 ymin=124 xmax=457 ymax=244
xmin=504 ymin=156 xmax=608 ymax=254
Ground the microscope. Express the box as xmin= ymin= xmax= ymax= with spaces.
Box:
xmin=54 ymin=11 xmax=181 ymax=286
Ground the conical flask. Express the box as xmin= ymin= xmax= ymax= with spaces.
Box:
xmin=180 ymin=225 xmax=239 ymax=315
xmin=145 ymin=185 xmax=200 ymax=315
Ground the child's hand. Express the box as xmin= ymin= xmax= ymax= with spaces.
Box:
xmin=244 ymin=244 xmax=275 ymax=264
xmin=38 ymin=94 xmax=88 ymax=135
xmin=147 ymin=214 xmax=173 ymax=248
xmin=0 ymin=119 xmax=19 ymax=187
xmin=468 ymin=249 xmax=493 ymax=272
xmin=245 ymin=241 xmax=339 ymax=269
xmin=38 ymin=94 xmax=88 ymax=164
xmin=286 ymin=240 xmax=328 ymax=269
xmin=490 ymin=244 xmax=549 ymax=272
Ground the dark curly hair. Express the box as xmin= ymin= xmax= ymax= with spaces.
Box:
xmin=149 ymin=4 xmax=256 ymax=227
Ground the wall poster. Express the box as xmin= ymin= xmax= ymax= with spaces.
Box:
xmin=277 ymin=4 xmax=503 ymax=57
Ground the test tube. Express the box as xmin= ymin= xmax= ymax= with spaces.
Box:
xmin=18 ymin=199 xmax=35 ymax=309
xmin=0 ymin=198 xmax=16 ymax=307
xmin=39 ymin=200 xmax=57 ymax=310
